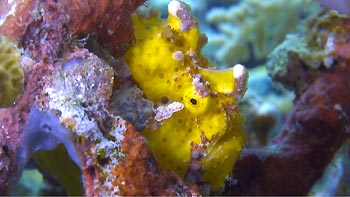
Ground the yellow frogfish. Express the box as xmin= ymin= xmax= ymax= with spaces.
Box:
xmin=124 ymin=0 xmax=248 ymax=191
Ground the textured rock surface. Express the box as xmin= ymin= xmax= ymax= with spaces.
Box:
xmin=223 ymin=63 xmax=350 ymax=195
xmin=112 ymin=122 xmax=199 ymax=196
xmin=0 ymin=0 xmax=145 ymax=57
xmin=222 ymin=10 xmax=350 ymax=196
xmin=267 ymin=12 xmax=350 ymax=96
xmin=0 ymin=0 xmax=201 ymax=195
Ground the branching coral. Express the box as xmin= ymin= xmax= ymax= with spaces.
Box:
xmin=205 ymin=0 xmax=319 ymax=67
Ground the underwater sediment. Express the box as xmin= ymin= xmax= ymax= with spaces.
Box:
xmin=0 ymin=0 xmax=349 ymax=196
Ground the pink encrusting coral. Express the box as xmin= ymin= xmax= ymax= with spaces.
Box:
xmin=0 ymin=0 xmax=200 ymax=195
xmin=0 ymin=0 xmax=145 ymax=57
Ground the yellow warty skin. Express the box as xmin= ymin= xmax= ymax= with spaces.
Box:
xmin=124 ymin=1 xmax=248 ymax=191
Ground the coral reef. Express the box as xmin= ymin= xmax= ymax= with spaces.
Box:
xmin=223 ymin=62 xmax=350 ymax=195
xmin=0 ymin=0 xmax=350 ymax=196
xmin=267 ymin=11 xmax=350 ymax=96
xmin=0 ymin=36 xmax=24 ymax=107
xmin=222 ymin=9 xmax=350 ymax=195
xmin=42 ymin=50 xmax=122 ymax=195
xmin=267 ymin=34 xmax=323 ymax=94
xmin=204 ymin=0 xmax=319 ymax=67
xmin=0 ymin=0 xmax=145 ymax=57
xmin=148 ymin=0 xmax=240 ymax=26
xmin=0 ymin=53 xmax=51 ymax=194
xmin=0 ymin=0 xmax=197 ymax=195
xmin=238 ymin=66 xmax=294 ymax=148
xmin=125 ymin=0 xmax=248 ymax=191
xmin=109 ymin=59 xmax=154 ymax=131
xmin=112 ymin=122 xmax=200 ymax=196
xmin=17 ymin=104 xmax=82 ymax=195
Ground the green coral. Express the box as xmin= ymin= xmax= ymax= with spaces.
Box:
xmin=0 ymin=36 xmax=24 ymax=107
xmin=125 ymin=0 xmax=248 ymax=191
xmin=266 ymin=34 xmax=325 ymax=92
